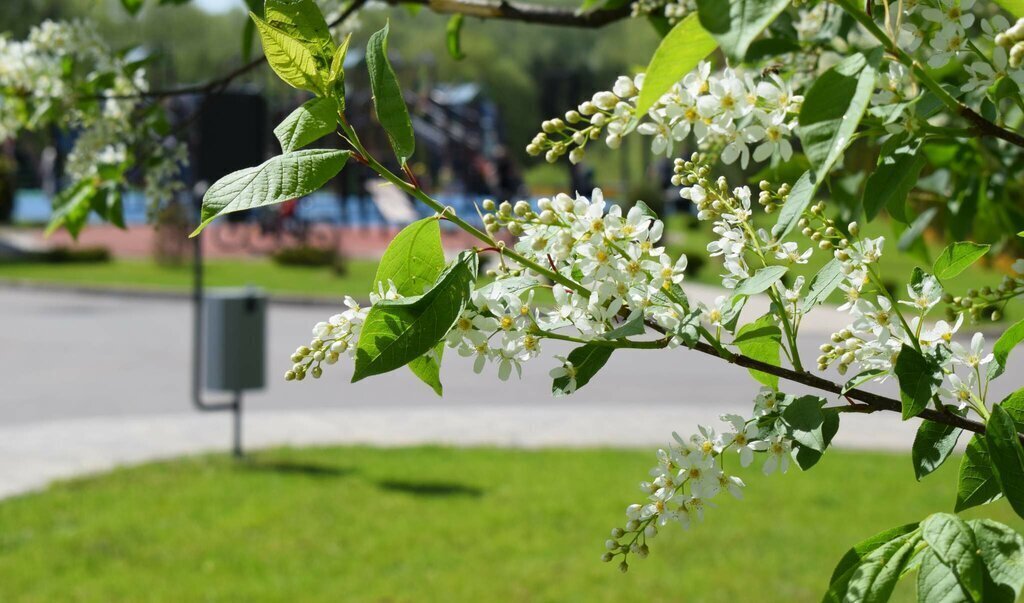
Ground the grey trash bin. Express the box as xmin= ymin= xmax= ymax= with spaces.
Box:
xmin=203 ymin=288 xmax=266 ymax=392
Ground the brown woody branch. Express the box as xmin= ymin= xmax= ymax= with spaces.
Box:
xmin=635 ymin=317 xmax=1016 ymax=444
xmin=687 ymin=341 xmax=1002 ymax=441
xmin=97 ymin=0 xmax=369 ymax=100
xmin=960 ymin=105 xmax=1024 ymax=149
xmin=96 ymin=0 xmax=629 ymax=101
xmin=382 ymin=0 xmax=633 ymax=27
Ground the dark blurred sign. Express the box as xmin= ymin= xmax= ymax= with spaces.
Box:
xmin=195 ymin=92 xmax=267 ymax=184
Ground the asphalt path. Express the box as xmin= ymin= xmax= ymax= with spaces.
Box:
xmin=1 ymin=286 xmax=1020 ymax=496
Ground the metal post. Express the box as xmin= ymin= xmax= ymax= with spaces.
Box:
xmin=191 ymin=188 xmax=244 ymax=458
xmin=232 ymin=391 xmax=243 ymax=458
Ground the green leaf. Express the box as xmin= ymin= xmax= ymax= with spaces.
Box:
xmin=933 ymin=242 xmax=990 ymax=280
xmin=353 ymin=252 xmax=477 ymax=382
xmin=916 ymin=549 xmax=972 ymax=603
xmin=844 ymin=532 xmax=921 ymax=602
xmin=192 ymin=149 xmax=349 ymax=235
xmin=373 ymin=217 xmax=445 ymax=296
xmin=798 ymin=51 xmax=878 ymax=183
xmin=991 ymin=318 xmax=1024 ymax=380
xmin=552 ymin=344 xmax=614 ymax=397
xmin=839 ymin=368 xmax=888 ymax=393
xmin=968 ymin=519 xmax=1024 ymax=602
xmin=45 ymin=180 xmax=97 ymax=239
xmin=993 ymin=0 xmax=1024 ymax=17
xmin=734 ymin=314 xmax=781 ymax=388
xmin=921 ymin=513 xmax=983 ymax=601
xmin=733 ymin=265 xmax=788 ymax=297
xmin=894 ymin=345 xmax=941 ymax=420
xmin=263 ymin=0 xmax=333 ymax=60
xmin=955 ymin=435 xmax=1003 ymax=513
xmin=912 ymin=418 xmax=962 ymax=480
xmin=782 ymin=395 xmax=827 ymax=452
xmin=985 ymin=405 xmax=1024 ymax=520
xmin=327 ymin=33 xmax=351 ymax=101
xmin=802 ymin=258 xmax=844 ymax=312
xmin=826 ymin=522 xmax=920 ymax=599
xmin=367 ymin=22 xmax=416 ymax=165
xmin=897 ymin=206 xmax=937 ymax=253
xmin=408 ymin=343 xmax=444 ymax=396
xmin=793 ymin=407 xmax=839 ymax=470
xmin=251 ymin=13 xmax=325 ymax=94
xmin=842 ymin=369 xmax=887 ymax=394
xmin=602 ymin=314 xmax=646 ymax=340
xmin=475 ymin=276 xmax=541 ymax=299
xmin=1000 ymin=389 xmax=1024 ymax=430
xmin=695 ymin=0 xmax=791 ymax=62
xmin=675 ymin=308 xmax=703 ymax=348
xmin=121 ymin=0 xmax=144 ymax=15
xmin=635 ymin=13 xmax=718 ymax=116
xmin=771 ymin=170 xmax=815 ymax=239
xmin=273 ymin=97 xmax=338 ymax=153
xmin=446 ymin=14 xmax=466 ymax=60
xmin=863 ymin=146 xmax=927 ymax=221
xmin=104 ymin=187 xmax=125 ymax=229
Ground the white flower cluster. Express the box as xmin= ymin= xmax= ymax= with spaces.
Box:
xmin=0 ymin=20 xmax=186 ymax=206
xmin=604 ymin=387 xmax=794 ymax=572
xmin=675 ymin=156 xmax=814 ymax=298
xmin=893 ymin=1 xmax=1024 ymax=90
xmin=292 ymin=189 xmax=701 ymax=385
xmin=287 ymin=295 xmax=371 ymax=381
xmin=526 ymin=62 xmax=803 ymax=169
xmin=800 ymin=213 xmax=1009 ymax=418
xmin=630 ymin=0 xmax=696 ymax=25
xmin=446 ymin=282 xmax=544 ymax=381
xmin=479 ymin=191 xmax=698 ymax=348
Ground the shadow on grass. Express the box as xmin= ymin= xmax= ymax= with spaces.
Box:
xmin=376 ymin=479 xmax=484 ymax=498
xmin=239 ymin=460 xmax=357 ymax=479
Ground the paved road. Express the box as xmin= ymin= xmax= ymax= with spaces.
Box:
xmin=1 ymin=286 xmax=1020 ymax=497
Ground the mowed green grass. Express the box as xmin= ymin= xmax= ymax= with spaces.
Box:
xmin=0 ymin=446 xmax=1020 ymax=602
xmin=0 ymin=258 xmax=380 ymax=299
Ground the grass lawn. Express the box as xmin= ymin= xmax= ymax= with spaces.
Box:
xmin=0 ymin=258 xmax=381 ymax=300
xmin=0 ymin=446 xmax=1020 ymax=602
xmin=0 ymin=212 xmax=1015 ymax=323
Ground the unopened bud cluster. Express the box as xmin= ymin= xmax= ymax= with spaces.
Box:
xmin=630 ymin=0 xmax=696 ymax=24
xmin=285 ymin=297 xmax=368 ymax=381
xmin=943 ymin=260 xmax=1024 ymax=323
xmin=995 ymin=18 xmax=1024 ymax=68
xmin=526 ymin=75 xmax=641 ymax=164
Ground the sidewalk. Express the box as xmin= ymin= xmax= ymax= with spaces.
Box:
xmin=0 ymin=405 xmax=919 ymax=500
xmin=3 ymin=286 xmax=1008 ymax=501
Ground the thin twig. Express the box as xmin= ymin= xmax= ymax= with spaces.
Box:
xmin=92 ymin=0 xmax=628 ymax=101
xmin=382 ymin=0 xmax=632 ymax=27
xmin=95 ymin=0 xmax=369 ymax=100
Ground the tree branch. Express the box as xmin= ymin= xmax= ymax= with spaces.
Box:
xmin=98 ymin=0 xmax=369 ymax=100
xmin=382 ymin=0 xmax=633 ymax=27
xmin=632 ymin=315 xmax=1017 ymax=444
xmin=687 ymin=340 xmax=1005 ymax=441
xmin=96 ymin=0 xmax=629 ymax=101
